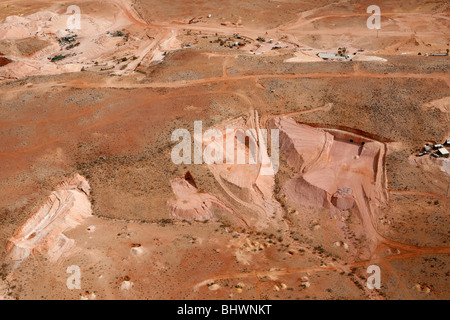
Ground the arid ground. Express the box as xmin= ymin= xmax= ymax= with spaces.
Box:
xmin=0 ymin=0 xmax=449 ymax=300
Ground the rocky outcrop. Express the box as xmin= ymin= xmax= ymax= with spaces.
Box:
xmin=5 ymin=174 xmax=92 ymax=262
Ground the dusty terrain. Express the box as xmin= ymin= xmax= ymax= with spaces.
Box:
xmin=0 ymin=0 xmax=449 ymax=300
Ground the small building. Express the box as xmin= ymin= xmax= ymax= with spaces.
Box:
xmin=437 ymin=147 xmax=449 ymax=158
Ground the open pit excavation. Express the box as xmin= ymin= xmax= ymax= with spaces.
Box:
xmin=270 ymin=117 xmax=389 ymax=254
xmin=199 ymin=111 xmax=283 ymax=230
xmin=0 ymin=0 xmax=449 ymax=302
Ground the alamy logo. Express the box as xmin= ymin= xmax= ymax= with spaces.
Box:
xmin=171 ymin=121 xmax=279 ymax=175
xmin=367 ymin=5 xmax=381 ymax=30
xmin=66 ymin=5 xmax=81 ymax=31
xmin=66 ymin=265 xmax=81 ymax=290
xmin=366 ymin=265 xmax=381 ymax=289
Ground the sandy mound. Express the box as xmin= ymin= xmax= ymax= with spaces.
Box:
xmin=167 ymin=173 xmax=232 ymax=221
xmin=5 ymin=174 xmax=92 ymax=263
xmin=0 ymin=56 xmax=12 ymax=66
xmin=331 ymin=188 xmax=355 ymax=211
xmin=408 ymin=155 xmax=450 ymax=178
xmin=284 ymin=175 xmax=328 ymax=209
xmin=0 ymin=12 xmax=57 ymax=40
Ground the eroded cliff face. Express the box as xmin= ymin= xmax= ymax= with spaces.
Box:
xmin=6 ymin=174 xmax=92 ymax=263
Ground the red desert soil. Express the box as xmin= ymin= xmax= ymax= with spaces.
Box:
xmin=0 ymin=0 xmax=449 ymax=300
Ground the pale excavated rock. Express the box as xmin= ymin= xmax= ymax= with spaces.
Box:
xmin=421 ymin=96 xmax=449 ymax=113
xmin=203 ymin=111 xmax=282 ymax=228
xmin=334 ymin=241 xmax=343 ymax=247
xmin=413 ymin=284 xmax=422 ymax=292
xmin=284 ymin=175 xmax=328 ymax=209
xmin=167 ymin=174 xmax=232 ymax=221
xmin=331 ymin=188 xmax=355 ymax=211
xmin=130 ymin=245 xmax=144 ymax=256
xmin=6 ymin=174 xmax=92 ymax=262
xmin=409 ymin=154 xmax=450 ymax=178
xmin=269 ymin=117 xmax=334 ymax=173
xmin=301 ymin=281 xmax=311 ymax=288
xmin=80 ymin=291 xmax=97 ymax=300
xmin=271 ymin=117 xmax=388 ymax=227
xmin=120 ymin=280 xmax=134 ymax=291
xmin=208 ymin=283 xmax=221 ymax=291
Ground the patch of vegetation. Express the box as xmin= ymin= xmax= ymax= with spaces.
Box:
xmin=157 ymin=219 xmax=174 ymax=227
xmin=50 ymin=55 xmax=66 ymax=62
xmin=111 ymin=30 xmax=125 ymax=37
xmin=56 ymin=35 xmax=78 ymax=48
xmin=66 ymin=42 xmax=80 ymax=50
